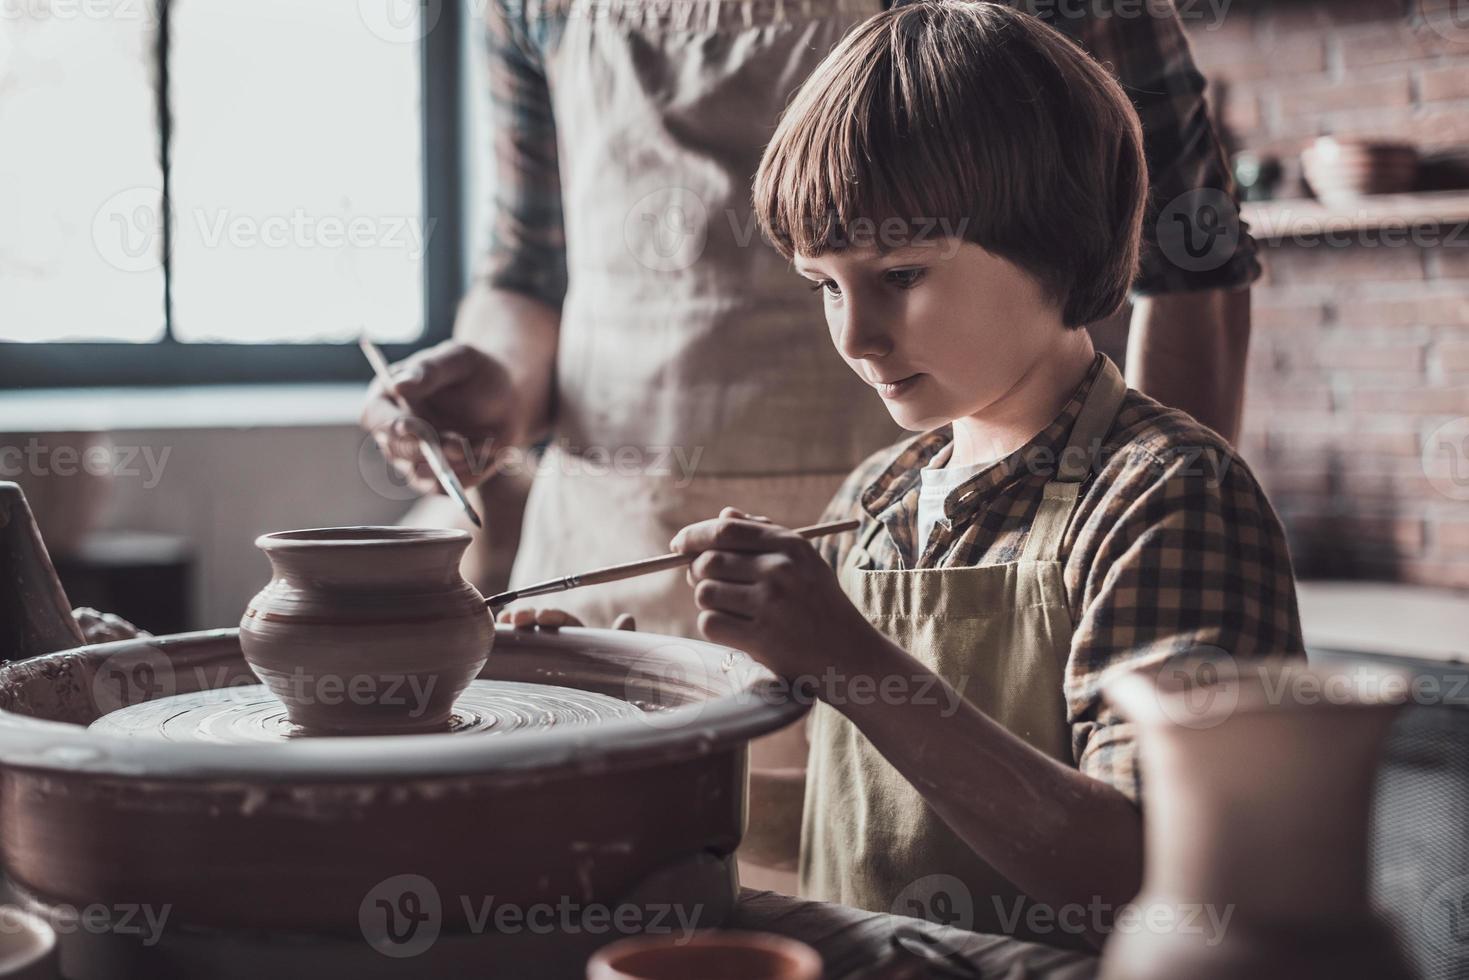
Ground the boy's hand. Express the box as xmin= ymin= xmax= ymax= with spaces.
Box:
xmin=671 ymin=507 xmax=874 ymax=681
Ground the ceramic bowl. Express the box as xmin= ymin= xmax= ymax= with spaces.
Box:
xmin=586 ymin=930 xmax=822 ymax=980
xmin=1301 ymin=136 xmax=1418 ymax=202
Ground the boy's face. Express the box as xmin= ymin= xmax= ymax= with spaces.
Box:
xmin=794 ymin=240 xmax=1069 ymax=433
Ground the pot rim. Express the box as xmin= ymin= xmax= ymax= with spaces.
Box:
xmin=589 ymin=929 xmax=821 ymax=979
xmin=1102 ymin=655 xmax=1412 ymax=729
xmin=0 ymin=627 xmax=809 ymax=783
xmin=254 ymin=526 xmax=471 ymax=550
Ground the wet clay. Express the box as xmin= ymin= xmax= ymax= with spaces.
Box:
xmin=89 ymin=680 xmax=640 ymax=743
xmin=239 ymin=527 xmax=493 ymax=735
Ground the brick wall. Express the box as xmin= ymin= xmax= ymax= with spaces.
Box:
xmin=1183 ymin=0 xmax=1469 ymax=588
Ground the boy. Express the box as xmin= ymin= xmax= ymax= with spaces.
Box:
xmin=668 ymin=0 xmax=1302 ymax=947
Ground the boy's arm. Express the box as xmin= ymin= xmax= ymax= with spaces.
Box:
xmin=677 ymin=447 xmax=1302 ymax=945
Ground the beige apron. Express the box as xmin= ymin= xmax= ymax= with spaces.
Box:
xmin=509 ymin=0 xmax=897 ymax=639
xmin=800 ymin=357 xmax=1128 ymax=937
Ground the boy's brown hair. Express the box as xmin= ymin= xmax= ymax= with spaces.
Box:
xmin=753 ymin=0 xmax=1148 ymax=328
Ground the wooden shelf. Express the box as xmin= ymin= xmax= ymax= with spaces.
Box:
xmin=1242 ymin=190 xmax=1469 ymax=240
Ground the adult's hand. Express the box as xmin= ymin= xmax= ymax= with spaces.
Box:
xmin=360 ymin=340 xmax=526 ymax=494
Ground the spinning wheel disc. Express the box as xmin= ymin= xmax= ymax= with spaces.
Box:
xmin=89 ymin=680 xmax=642 ymax=743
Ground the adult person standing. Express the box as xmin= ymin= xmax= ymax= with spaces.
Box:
xmin=362 ymin=0 xmax=1258 ymax=888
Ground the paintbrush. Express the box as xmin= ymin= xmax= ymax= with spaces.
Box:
xmin=484 ymin=518 xmax=860 ymax=611
xmin=359 ymin=336 xmax=484 ymax=529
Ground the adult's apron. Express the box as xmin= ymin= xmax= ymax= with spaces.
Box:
xmin=801 ymin=357 xmax=1128 ymax=940
xmin=508 ymin=0 xmax=897 ymax=638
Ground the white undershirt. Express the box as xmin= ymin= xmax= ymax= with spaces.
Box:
xmin=916 ymin=457 xmax=998 ymax=555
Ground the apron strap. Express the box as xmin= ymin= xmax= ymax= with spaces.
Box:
xmin=843 ymin=514 xmax=888 ymax=573
xmin=1020 ymin=356 xmax=1127 ymax=562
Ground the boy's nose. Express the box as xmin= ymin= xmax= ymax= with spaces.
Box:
xmin=833 ymin=304 xmax=894 ymax=361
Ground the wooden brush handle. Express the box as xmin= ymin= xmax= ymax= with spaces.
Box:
xmin=487 ymin=518 xmax=860 ymax=609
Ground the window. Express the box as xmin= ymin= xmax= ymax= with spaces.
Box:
xmin=0 ymin=0 xmax=464 ymax=386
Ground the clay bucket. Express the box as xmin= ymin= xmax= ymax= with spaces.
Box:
xmin=1099 ymin=655 xmax=1414 ymax=980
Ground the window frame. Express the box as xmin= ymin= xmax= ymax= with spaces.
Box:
xmin=0 ymin=0 xmax=465 ymax=389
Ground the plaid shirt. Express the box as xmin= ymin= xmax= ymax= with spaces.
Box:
xmin=815 ymin=355 xmax=1305 ymax=803
xmin=479 ymin=0 xmax=1260 ymax=308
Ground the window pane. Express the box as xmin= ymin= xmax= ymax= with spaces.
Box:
xmin=169 ymin=0 xmax=423 ymax=344
xmin=0 ymin=6 xmax=166 ymax=342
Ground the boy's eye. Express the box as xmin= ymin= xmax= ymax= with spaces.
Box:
xmin=885 ymin=268 xmax=926 ymax=289
xmin=808 ymin=279 xmax=842 ymax=297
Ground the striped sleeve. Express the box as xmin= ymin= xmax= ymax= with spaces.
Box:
xmin=476 ymin=0 xmax=569 ymax=308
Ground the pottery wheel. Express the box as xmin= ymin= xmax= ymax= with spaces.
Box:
xmin=88 ymin=680 xmax=642 ymax=744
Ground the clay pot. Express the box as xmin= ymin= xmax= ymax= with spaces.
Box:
xmin=240 ymin=527 xmax=492 ymax=734
xmin=587 ymin=931 xmax=821 ymax=980
xmin=0 ymin=907 xmax=57 ymax=980
xmin=1099 ymin=657 xmax=1414 ymax=980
